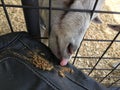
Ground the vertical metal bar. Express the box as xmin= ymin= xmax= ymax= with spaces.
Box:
xmin=73 ymin=0 xmax=99 ymax=65
xmin=108 ymin=79 xmax=120 ymax=87
xmin=1 ymin=0 xmax=14 ymax=32
xmin=100 ymin=63 xmax=120 ymax=82
xmin=88 ymin=31 xmax=120 ymax=75
xmin=48 ymin=0 xmax=52 ymax=36
xmin=72 ymin=41 xmax=83 ymax=65
xmin=21 ymin=0 xmax=40 ymax=39
xmin=90 ymin=0 xmax=99 ymax=19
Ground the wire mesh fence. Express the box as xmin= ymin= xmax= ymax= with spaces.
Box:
xmin=0 ymin=0 xmax=120 ymax=88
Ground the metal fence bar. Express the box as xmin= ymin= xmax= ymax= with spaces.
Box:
xmin=83 ymin=39 xmax=120 ymax=42
xmin=79 ymin=68 xmax=120 ymax=71
xmin=108 ymin=79 xmax=120 ymax=87
xmin=1 ymin=0 xmax=14 ymax=32
xmin=93 ymin=76 xmax=120 ymax=79
xmin=48 ymin=0 xmax=52 ymax=35
xmin=72 ymin=43 xmax=82 ymax=65
xmin=72 ymin=56 xmax=120 ymax=60
xmin=88 ymin=31 xmax=120 ymax=76
xmin=21 ymin=0 xmax=40 ymax=38
xmin=72 ymin=0 xmax=99 ymax=64
xmin=90 ymin=0 xmax=98 ymax=19
xmin=99 ymin=63 xmax=120 ymax=83
xmin=0 ymin=4 xmax=120 ymax=15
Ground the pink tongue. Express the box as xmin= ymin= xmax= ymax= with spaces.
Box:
xmin=60 ymin=59 xmax=69 ymax=66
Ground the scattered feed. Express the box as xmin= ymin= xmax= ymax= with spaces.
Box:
xmin=58 ymin=67 xmax=74 ymax=78
xmin=32 ymin=54 xmax=54 ymax=71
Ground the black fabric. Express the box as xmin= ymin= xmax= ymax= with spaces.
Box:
xmin=0 ymin=32 xmax=119 ymax=90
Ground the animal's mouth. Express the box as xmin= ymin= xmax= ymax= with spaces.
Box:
xmin=55 ymin=48 xmax=70 ymax=66
xmin=53 ymin=36 xmax=71 ymax=66
xmin=60 ymin=59 xmax=69 ymax=66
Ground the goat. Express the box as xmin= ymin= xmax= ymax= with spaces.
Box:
xmin=39 ymin=0 xmax=105 ymax=66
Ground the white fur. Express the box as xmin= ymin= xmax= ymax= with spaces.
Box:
xmin=39 ymin=0 xmax=104 ymax=60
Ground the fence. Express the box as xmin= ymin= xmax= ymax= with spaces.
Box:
xmin=0 ymin=0 xmax=120 ymax=88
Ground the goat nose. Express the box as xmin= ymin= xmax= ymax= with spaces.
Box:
xmin=67 ymin=43 xmax=77 ymax=55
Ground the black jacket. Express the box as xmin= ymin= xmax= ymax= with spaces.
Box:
xmin=0 ymin=32 xmax=119 ymax=90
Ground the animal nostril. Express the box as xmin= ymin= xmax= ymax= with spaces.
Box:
xmin=67 ymin=43 xmax=73 ymax=55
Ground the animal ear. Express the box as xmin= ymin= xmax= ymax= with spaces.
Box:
xmin=107 ymin=24 xmax=120 ymax=31
xmin=92 ymin=16 xmax=102 ymax=24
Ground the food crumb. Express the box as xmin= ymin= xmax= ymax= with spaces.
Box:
xmin=58 ymin=67 xmax=74 ymax=77
xmin=59 ymin=71 xmax=65 ymax=77
xmin=32 ymin=54 xmax=54 ymax=71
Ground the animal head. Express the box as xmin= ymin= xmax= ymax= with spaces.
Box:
xmin=40 ymin=0 xmax=104 ymax=66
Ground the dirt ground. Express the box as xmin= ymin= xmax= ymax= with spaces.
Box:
xmin=0 ymin=0 xmax=120 ymax=87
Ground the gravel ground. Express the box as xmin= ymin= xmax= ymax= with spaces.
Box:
xmin=0 ymin=0 xmax=120 ymax=87
xmin=73 ymin=1 xmax=120 ymax=86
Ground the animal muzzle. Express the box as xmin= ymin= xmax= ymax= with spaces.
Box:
xmin=60 ymin=43 xmax=78 ymax=66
